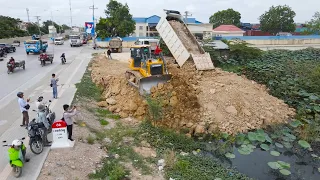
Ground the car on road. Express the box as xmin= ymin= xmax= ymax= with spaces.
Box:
xmin=0 ymin=43 xmax=16 ymax=53
xmin=54 ymin=37 xmax=64 ymax=45
xmin=12 ymin=40 xmax=21 ymax=47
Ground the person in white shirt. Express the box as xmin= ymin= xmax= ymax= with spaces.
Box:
xmin=62 ymin=104 xmax=77 ymax=141
xmin=17 ymin=92 xmax=30 ymax=127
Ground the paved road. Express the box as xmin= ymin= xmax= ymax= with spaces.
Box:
xmin=0 ymin=41 xmax=104 ymax=179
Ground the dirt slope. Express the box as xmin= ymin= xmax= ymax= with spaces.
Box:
xmin=91 ymin=54 xmax=295 ymax=135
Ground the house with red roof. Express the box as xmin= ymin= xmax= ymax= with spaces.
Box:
xmin=212 ymin=25 xmax=245 ymax=37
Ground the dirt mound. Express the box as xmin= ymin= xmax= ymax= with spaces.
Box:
xmin=91 ymin=54 xmax=295 ymax=136
xmin=169 ymin=21 xmax=201 ymax=54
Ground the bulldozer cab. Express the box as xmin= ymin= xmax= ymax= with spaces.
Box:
xmin=130 ymin=45 xmax=151 ymax=68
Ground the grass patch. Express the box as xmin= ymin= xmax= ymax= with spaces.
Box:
xmin=88 ymin=158 xmax=128 ymax=179
xmin=99 ymin=119 xmax=109 ymax=126
xmin=97 ymin=108 xmax=121 ymax=120
xmin=86 ymin=135 xmax=95 ymax=145
xmin=166 ymin=155 xmax=251 ymax=180
xmin=74 ymin=65 xmax=103 ymax=102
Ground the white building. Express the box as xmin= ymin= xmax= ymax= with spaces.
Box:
xmin=212 ymin=25 xmax=245 ymax=37
xmin=132 ymin=15 xmax=206 ymax=38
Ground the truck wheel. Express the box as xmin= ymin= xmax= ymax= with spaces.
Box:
xmin=70 ymin=45 xmax=73 ymax=47
xmin=26 ymin=52 xmax=29 ymax=55
xmin=23 ymin=64 xmax=25 ymax=70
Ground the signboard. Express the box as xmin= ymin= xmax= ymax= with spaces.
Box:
xmin=85 ymin=22 xmax=94 ymax=35
xmin=48 ymin=25 xmax=57 ymax=34
xmin=51 ymin=120 xmax=74 ymax=149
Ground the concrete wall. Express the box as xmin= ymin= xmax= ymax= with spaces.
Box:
xmin=96 ymin=41 xmax=135 ymax=48
xmin=0 ymin=35 xmax=49 ymax=44
xmin=134 ymin=23 xmax=147 ymax=37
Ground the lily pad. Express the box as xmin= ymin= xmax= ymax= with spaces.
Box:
xmin=256 ymin=134 xmax=266 ymax=142
xmin=260 ymin=144 xmax=270 ymax=151
xmin=238 ymin=148 xmax=251 ymax=155
xmin=275 ymin=142 xmax=284 ymax=148
xmin=283 ymin=142 xmax=293 ymax=149
xmin=282 ymin=136 xmax=291 ymax=142
xmin=284 ymin=133 xmax=296 ymax=140
xmin=268 ymin=162 xmax=280 ymax=169
xmin=290 ymin=120 xmax=302 ymax=128
xmin=265 ymin=134 xmax=273 ymax=143
xmin=277 ymin=161 xmax=291 ymax=169
xmin=311 ymin=154 xmax=319 ymax=158
xmin=256 ymin=129 xmax=265 ymax=134
xmin=243 ymin=139 xmax=251 ymax=145
xmin=248 ymin=132 xmax=257 ymax=141
xmin=270 ymin=151 xmax=280 ymax=156
xmin=298 ymin=140 xmax=311 ymax=149
xmin=314 ymin=106 xmax=320 ymax=112
xmin=225 ymin=153 xmax=235 ymax=159
xmin=238 ymin=144 xmax=254 ymax=155
xmin=247 ymin=144 xmax=256 ymax=149
xmin=279 ymin=169 xmax=291 ymax=176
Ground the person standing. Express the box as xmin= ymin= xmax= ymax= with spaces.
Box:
xmin=63 ymin=104 xmax=77 ymax=141
xmin=17 ymin=92 xmax=30 ymax=127
xmin=51 ymin=74 xmax=59 ymax=99
xmin=107 ymin=49 xmax=112 ymax=59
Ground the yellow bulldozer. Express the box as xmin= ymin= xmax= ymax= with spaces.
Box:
xmin=125 ymin=45 xmax=172 ymax=95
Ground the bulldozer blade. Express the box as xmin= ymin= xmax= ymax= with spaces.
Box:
xmin=139 ymin=74 xmax=172 ymax=95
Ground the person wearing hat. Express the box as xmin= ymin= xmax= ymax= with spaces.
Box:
xmin=17 ymin=92 xmax=30 ymax=127
xmin=36 ymin=104 xmax=51 ymax=146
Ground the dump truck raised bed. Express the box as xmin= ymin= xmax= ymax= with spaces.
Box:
xmin=156 ymin=11 xmax=214 ymax=70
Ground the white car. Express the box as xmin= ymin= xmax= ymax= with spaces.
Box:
xmin=164 ymin=9 xmax=184 ymax=23
xmin=54 ymin=37 xmax=64 ymax=45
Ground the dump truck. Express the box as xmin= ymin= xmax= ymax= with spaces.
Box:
xmin=156 ymin=10 xmax=214 ymax=70
xmin=109 ymin=37 xmax=123 ymax=53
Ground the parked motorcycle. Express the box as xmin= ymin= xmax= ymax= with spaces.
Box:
xmin=33 ymin=98 xmax=55 ymax=133
xmin=2 ymin=138 xmax=27 ymax=177
xmin=27 ymin=119 xmax=44 ymax=154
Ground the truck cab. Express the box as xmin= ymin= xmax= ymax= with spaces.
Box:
xmin=24 ymin=40 xmax=48 ymax=55
xmin=54 ymin=37 xmax=64 ymax=45
xmin=134 ymin=39 xmax=159 ymax=52
xmin=69 ymin=35 xmax=83 ymax=47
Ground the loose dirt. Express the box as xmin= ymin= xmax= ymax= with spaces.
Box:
xmin=91 ymin=53 xmax=295 ymax=136
xmin=169 ymin=21 xmax=201 ymax=54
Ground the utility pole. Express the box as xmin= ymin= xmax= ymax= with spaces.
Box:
xmin=69 ymin=0 xmax=73 ymax=28
xmin=35 ymin=16 xmax=41 ymax=38
xmin=26 ymin=8 xmax=30 ymax=22
xmin=89 ymin=1 xmax=98 ymax=43
xmin=184 ymin=11 xmax=192 ymax=24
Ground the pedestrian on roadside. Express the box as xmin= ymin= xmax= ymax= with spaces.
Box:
xmin=50 ymin=74 xmax=59 ymax=99
xmin=17 ymin=92 xmax=30 ymax=128
xmin=62 ymin=104 xmax=77 ymax=141
xmin=107 ymin=49 xmax=112 ymax=59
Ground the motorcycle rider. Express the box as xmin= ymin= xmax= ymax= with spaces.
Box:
xmin=60 ymin=53 xmax=66 ymax=62
xmin=35 ymin=96 xmax=44 ymax=111
xmin=10 ymin=140 xmax=30 ymax=162
xmin=8 ymin=57 xmax=15 ymax=72
xmin=36 ymin=104 xmax=51 ymax=146
xmin=40 ymin=53 xmax=48 ymax=60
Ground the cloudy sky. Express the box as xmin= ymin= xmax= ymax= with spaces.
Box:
xmin=0 ymin=0 xmax=319 ymax=26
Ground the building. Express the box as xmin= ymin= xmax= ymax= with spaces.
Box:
xmin=212 ymin=25 xmax=245 ymax=37
xmin=132 ymin=15 xmax=206 ymax=37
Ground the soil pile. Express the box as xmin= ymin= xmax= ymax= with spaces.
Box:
xmin=91 ymin=54 xmax=295 ymax=136
xmin=169 ymin=21 xmax=201 ymax=54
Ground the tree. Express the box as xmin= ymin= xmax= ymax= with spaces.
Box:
xmin=209 ymin=9 xmax=241 ymax=28
xmin=96 ymin=0 xmax=135 ymax=38
xmin=0 ymin=16 xmax=27 ymax=38
xmin=306 ymin=12 xmax=320 ymax=34
xmin=26 ymin=23 xmax=40 ymax=35
xmin=259 ymin=5 xmax=296 ymax=34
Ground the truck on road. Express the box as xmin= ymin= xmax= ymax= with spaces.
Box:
xmin=24 ymin=40 xmax=48 ymax=55
xmin=109 ymin=37 xmax=123 ymax=53
xmin=69 ymin=35 xmax=83 ymax=47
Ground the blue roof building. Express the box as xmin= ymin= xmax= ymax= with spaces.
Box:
xmin=132 ymin=15 xmax=203 ymax=37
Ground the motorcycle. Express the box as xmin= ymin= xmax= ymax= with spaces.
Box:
xmin=7 ymin=60 xmax=25 ymax=74
xmin=33 ymin=99 xmax=55 ymax=133
xmin=61 ymin=56 xmax=66 ymax=64
xmin=2 ymin=138 xmax=27 ymax=177
xmin=27 ymin=119 xmax=44 ymax=154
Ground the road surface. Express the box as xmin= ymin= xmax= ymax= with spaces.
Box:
xmin=0 ymin=40 xmax=104 ymax=180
